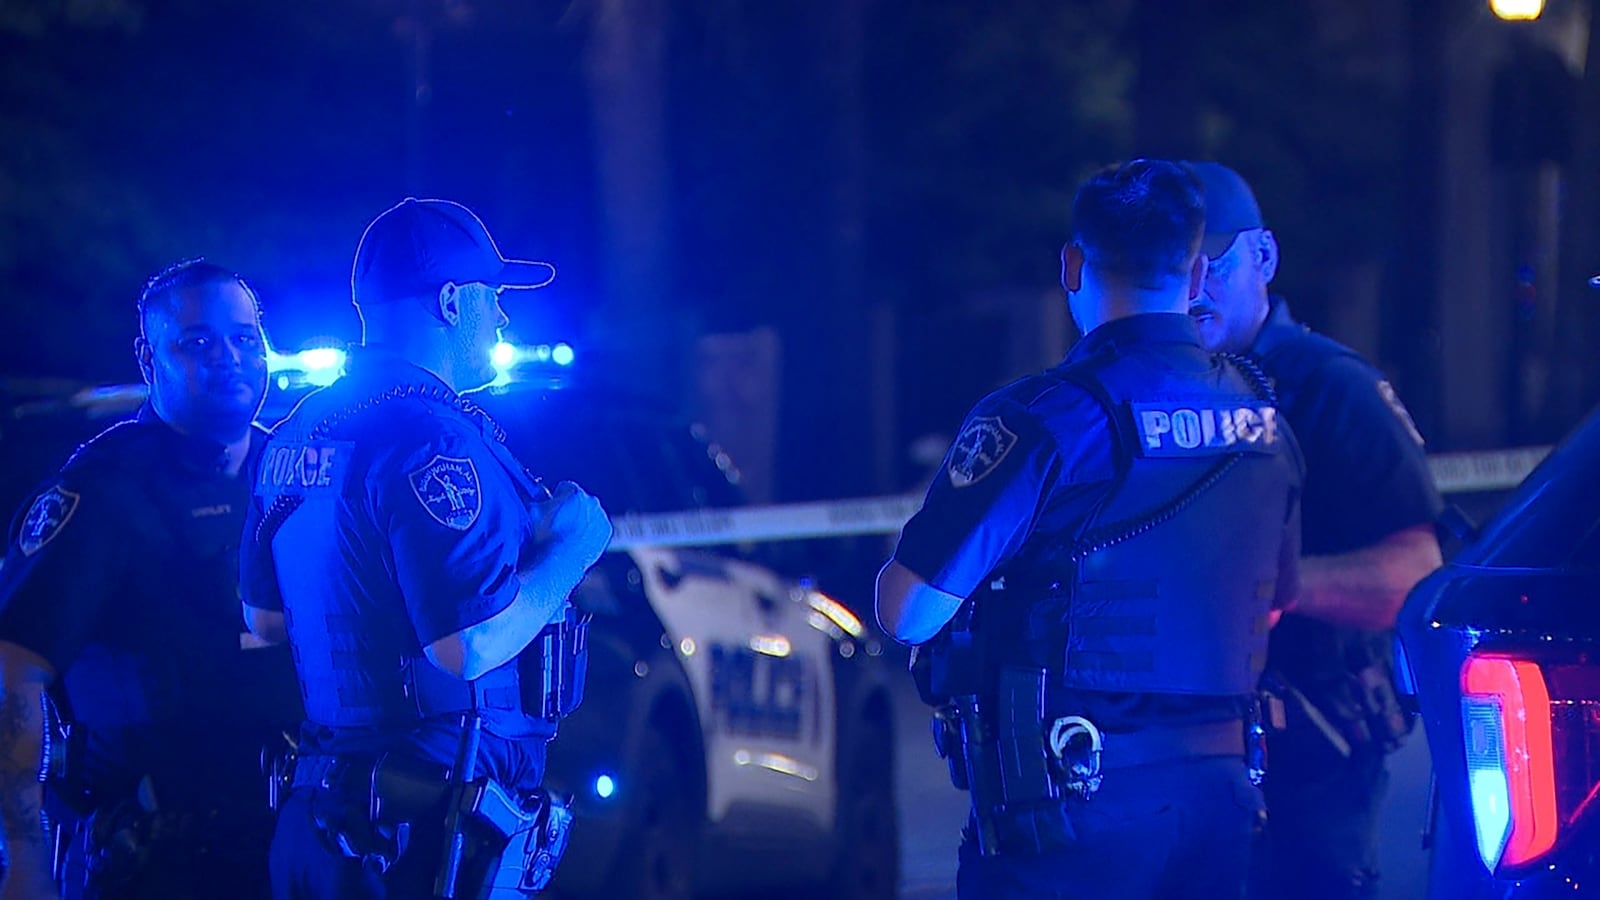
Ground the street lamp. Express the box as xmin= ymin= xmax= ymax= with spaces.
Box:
xmin=1490 ymin=0 xmax=1545 ymax=20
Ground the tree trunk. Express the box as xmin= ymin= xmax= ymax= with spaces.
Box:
xmin=1385 ymin=0 xmax=1447 ymax=443
xmin=1549 ymin=0 xmax=1600 ymax=427
xmin=582 ymin=0 xmax=679 ymax=398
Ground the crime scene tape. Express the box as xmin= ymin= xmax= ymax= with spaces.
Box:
xmin=608 ymin=446 xmax=1553 ymax=551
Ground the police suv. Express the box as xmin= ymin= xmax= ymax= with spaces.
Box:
xmin=1395 ymin=405 xmax=1600 ymax=898
xmin=0 ymin=346 xmax=901 ymax=900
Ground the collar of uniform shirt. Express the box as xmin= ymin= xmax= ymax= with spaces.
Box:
xmin=134 ymin=402 xmax=262 ymax=475
xmin=1250 ymin=294 xmax=1306 ymax=356
xmin=1066 ymin=311 xmax=1203 ymax=365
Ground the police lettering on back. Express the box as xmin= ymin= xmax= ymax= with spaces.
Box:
xmin=1133 ymin=401 xmax=1279 ymax=457
xmin=257 ymin=441 xmax=351 ymax=497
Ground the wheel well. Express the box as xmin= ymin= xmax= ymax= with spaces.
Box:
xmin=647 ymin=691 xmax=707 ymax=819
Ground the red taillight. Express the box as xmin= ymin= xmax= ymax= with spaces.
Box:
xmin=1461 ymin=649 xmax=1600 ymax=872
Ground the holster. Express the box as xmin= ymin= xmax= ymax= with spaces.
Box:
xmin=466 ymin=787 xmax=573 ymax=896
xmin=953 ymin=667 xmax=1067 ymax=858
xmin=304 ymin=754 xmax=443 ymax=876
xmin=299 ymin=753 xmax=571 ymax=896
xmin=76 ymin=798 xmax=203 ymax=892
xmin=520 ymin=606 xmax=591 ymax=723
xmin=929 ymin=705 xmax=969 ymax=791
xmin=1259 ymin=662 xmax=1413 ymax=769
xmin=41 ymin=693 xmax=93 ymax=818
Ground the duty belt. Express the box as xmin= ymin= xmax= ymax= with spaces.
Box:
xmin=290 ymin=754 xmax=346 ymax=791
xmin=1090 ymin=717 xmax=1246 ymax=770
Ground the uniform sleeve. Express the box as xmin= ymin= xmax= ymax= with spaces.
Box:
xmin=0 ymin=475 xmax=131 ymax=673
xmin=893 ymin=400 xmax=1064 ymax=598
xmin=239 ymin=490 xmax=281 ymax=613
xmin=367 ymin=419 xmax=531 ymax=647
xmin=1293 ymin=357 xmax=1444 ymax=554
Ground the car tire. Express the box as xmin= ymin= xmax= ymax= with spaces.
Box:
xmin=602 ymin=724 xmax=699 ymax=900
xmin=829 ymin=712 xmax=900 ymax=900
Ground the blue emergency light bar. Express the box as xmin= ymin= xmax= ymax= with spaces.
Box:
xmin=267 ymin=341 xmax=575 ymax=392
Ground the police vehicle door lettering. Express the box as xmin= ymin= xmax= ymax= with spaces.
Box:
xmin=630 ymin=546 xmax=835 ymax=828
xmin=1131 ymin=402 xmax=1278 ymax=457
xmin=257 ymin=441 xmax=354 ymax=498
xmin=709 ymin=641 xmax=808 ymax=739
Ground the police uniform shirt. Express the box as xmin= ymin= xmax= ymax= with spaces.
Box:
xmin=1253 ymin=298 xmax=1442 ymax=557
xmin=897 ymin=312 xmax=1287 ymax=597
xmin=894 ymin=334 xmax=1113 ymax=602
xmin=0 ymin=405 xmax=299 ymax=804
xmin=894 ymin=313 xmax=1301 ymax=725
xmin=244 ymin=350 xmax=546 ymax=789
xmin=1251 ymin=297 xmax=1443 ymax=682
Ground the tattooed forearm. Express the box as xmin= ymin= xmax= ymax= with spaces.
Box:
xmin=0 ymin=687 xmax=45 ymax=848
xmin=0 ymin=646 xmax=59 ymax=895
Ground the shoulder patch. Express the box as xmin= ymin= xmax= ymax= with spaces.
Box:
xmin=19 ymin=486 xmax=81 ymax=556
xmin=1375 ymin=381 xmax=1426 ymax=447
xmin=1131 ymin=402 xmax=1280 ymax=457
xmin=948 ymin=416 xmax=1019 ymax=488
xmin=409 ymin=455 xmax=482 ymax=530
xmin=257 ymin=441 xmax=354 ymax=499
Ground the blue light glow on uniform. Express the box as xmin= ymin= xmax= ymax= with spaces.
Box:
xmin=594 ymin=773 xmax=617 ymax=799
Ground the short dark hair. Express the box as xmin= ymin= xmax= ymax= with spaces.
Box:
xmin=137 ymin=258 xmax=260 ymax=334
xmin=1069 ymin=159 xmax=1205 ymax=288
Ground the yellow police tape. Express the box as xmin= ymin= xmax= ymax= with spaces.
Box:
xmin=606 ymin=446 xmax=1553 ymax=551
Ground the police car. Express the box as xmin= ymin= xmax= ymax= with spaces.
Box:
xmin=1395 ymin=405 xmax=1600 ymax=898
xmin=0 ymin=345 xmax=902 ymax=900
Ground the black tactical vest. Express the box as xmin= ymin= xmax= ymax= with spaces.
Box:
xmin=982 ymin=350 xmax=1299 ymax=699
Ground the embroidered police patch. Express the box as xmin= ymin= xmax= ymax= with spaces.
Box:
xmin=948 ymin=416 xmax=1019 ymax=488
xmin=409 ymin=456 xmax=482 ymax=530
xmin=1376 ymin=381 xmax=1426 ymax=447
xmin=19 ymin=486 xmax=80 ymax=556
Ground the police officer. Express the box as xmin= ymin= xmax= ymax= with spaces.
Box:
xmin=877 ymin=160 xmax=1305 ymax=900
xmin=242 ymin=198 xmax=612 ymax=899
xmin=1184 ymin=163 xmax=1444 ymax=900
xmin=0 ymin=260 xmax=303 ymax=898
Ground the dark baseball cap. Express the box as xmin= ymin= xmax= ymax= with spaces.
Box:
xmin=1185 ymin=162 xmax=1265 ymax=259
xmin=352 ymin=198 xmax=555 ymax=305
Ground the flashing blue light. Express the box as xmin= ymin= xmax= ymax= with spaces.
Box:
xmin=594 ymin=774 xmax=616 ymax=799
xmin=487 ymin=341 xmax=578 ymax=386
xmin=267 ymin=346 xmax=347 ymax=388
